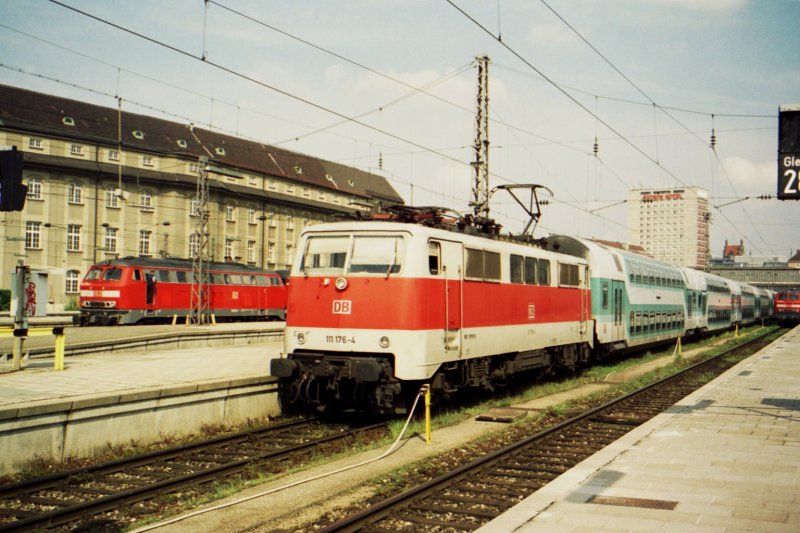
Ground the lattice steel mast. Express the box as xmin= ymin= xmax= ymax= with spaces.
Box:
xmin=190 ymin=155 xmax=211 ymax=325
xmin=471 ymin=55 xmax=491 ymax=221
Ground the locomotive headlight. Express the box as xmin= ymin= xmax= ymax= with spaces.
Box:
xmin=335 ymin=277 xmax=348 ymax=291
xmin=295 ymin=332 xmax=307 ymax=345
xmin=379 ymin=336 xmax=391 ymax=348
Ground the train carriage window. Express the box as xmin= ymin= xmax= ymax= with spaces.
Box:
xmin=102 ymin=268 xmax=123 ymax=281
xmin=524 ymin=257 xmax=537 ymax=285
xmin=349 ymin=235 xmax=403 ymax=274
xmin=538 ymin=259 xmax=550 ymax=286
xmin=302 ymin=236 xmax=349 ymax=274
xmin=510 ymin=254 xmax=524 ymax=284
xmin=632 ymin=263 xmax=642 ymax=284
xmin=602 ymin=283 xmax=609 ymax=309
xmin=428 ymin=242 xmax=441 ymax=275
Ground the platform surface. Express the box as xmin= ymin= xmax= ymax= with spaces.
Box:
xmin=0 ymin=324 xmax=283 ymax=416
xmin=481 ymin=325 xmax=800 ymax=532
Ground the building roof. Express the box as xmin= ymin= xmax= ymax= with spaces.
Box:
xmin=0 ymin=83 xmax=404 ymax=204
xmin=723 ymin=239 xmax=744 ymax=258
xmin=789 ymin=250 xmax=800 ymax=265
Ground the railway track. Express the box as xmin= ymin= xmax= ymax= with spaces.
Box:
xmin=0 ymin=418 xmax=387 ymax=531
xmin=321 ymin=329 xmax=781 ymax=532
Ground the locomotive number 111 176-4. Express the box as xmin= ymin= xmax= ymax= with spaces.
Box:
xmin=326 ymin=335 xmax=357 ymax=344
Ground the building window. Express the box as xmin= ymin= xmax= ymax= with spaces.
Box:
xmin=268 ymin=179 xmax=277 ymax=191
xmin=267 ymin=242 xmax=275 ymax=263
xmin=269 ymin=212 xmax=276 ymax=227
xmin=68 ymin=183 xmax=83 ymax=204
xmin=104 ymin=227 xmax=118 ymax=253
xmin=247 ymin=240 xmax=256 ymax=264
xmin=248 ymin=208 xmax=256 ymax=224
xmin=70 ymin=144 xmax=84 ymax=156
xmin=190 ymin=197 xmax=200 ymax=217
xmin=188 ymin=233 xmax=201 ymax=258
xmin=226 ymin=204 xmax=235 ymax=222
xmin=142 ymin=155 xmax=154 ymax=167
xmin=302 ymin=187 xmax=310 ymax=198
xmin=25 ymin=222 xmax=42 ymax=249
xmin=106 ymin=188 xmax=119 ymax=208
xmin=26 ymin=177 xmax=43 ymax=200
xmin=108 ymin=149 xmax=120 ymax=162
xmin=286 ymin=184 xmax=295 ymax=194
xmin=139 ymin=230 xmax=152 ymax=256
xmin=225 ymin=238 xmax=235 ymax=261
xmin=29 ymin=138 xmax=43 ymax=150
xmin=140 ymin=190 xmax=152 ymax=209
xmin=65 ymin=270 xmax=80 ymax=294
xmin=285 ymin=244 xmax=294 ymax=266
xmin=286 ymin=215 xmax=294 ymax=230
xmin=66 ymin=224 xmax=81 ymax=252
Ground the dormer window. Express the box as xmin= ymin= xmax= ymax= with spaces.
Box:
xmin=29 ymin=138 xmax=44 ymax=150
xmin=347 ymin=179 xmax=355 ymax=187
xmin=177 ymin=139 xmax=188 ymax=148
xmin=215 ymin=147 xmax=226 ymax=156
xmin=293 ymin=164 xmax=303 ymax=175
xmin=62 ymin=116 xmax=75 ymax=126
xmin=132 ymin=130 xmax=144 ymax=140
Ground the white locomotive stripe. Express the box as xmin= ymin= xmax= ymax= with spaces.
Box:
xmin=80 ymin=290 xmax=120 ymax=298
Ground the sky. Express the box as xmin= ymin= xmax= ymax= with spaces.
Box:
xmin=1 ymin=0 xmax=798 ymax=258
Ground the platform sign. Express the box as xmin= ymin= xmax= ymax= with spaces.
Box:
xmin=778 ymin=104 xmax=800 ymax=200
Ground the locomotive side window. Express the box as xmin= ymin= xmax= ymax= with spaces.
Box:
xmin=350 ymin=236 xmax=403 ymax=274
xmin=465 ymin=248 xmax=483 ymax=279
xmin=428 ymin=242 xmax=441 ymax=275
xmin=465 ymin=248 xmax=500 ymax=282
xmin=524 ymin=257 xmax=537 ymax=285
xmin=176 ymin=271 xmax=187 ymax=283
xmin=133 ymin=269 xmax=142 ymax=281
xmin=538 ymin=259 xmax=550 ymax=286
xmin=302 ymin=236 xmax=349 ymax=274
xmin=510 ymin=254 xmax=523 ymax=284
xmin=157 ymin=270 xmax=171 ymax=282
xmin=558 ymin=263 xmax=579 ymax=287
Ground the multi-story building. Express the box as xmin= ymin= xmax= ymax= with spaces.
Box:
xmin=0 ymin=84 xmax=403 ymax=312
xmin=627 ymin=186 xmax=710 ymax=270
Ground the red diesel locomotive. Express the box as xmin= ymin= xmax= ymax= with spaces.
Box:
xmin=774 ymin=290 xmax=800 ymax=324
xmin=79 ymin=257 xmax=287 ymax=325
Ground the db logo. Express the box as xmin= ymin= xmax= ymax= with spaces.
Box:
xmin=528 ymin=304 xmax=536 ymax=320
xmin=332 ymin=300 xmax=352 ymax=314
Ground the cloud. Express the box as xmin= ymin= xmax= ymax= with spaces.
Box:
xmin=722 ymin=155 xmax=776 ymax=196
xmin=642 ymin=0 xmax=747 ymax=12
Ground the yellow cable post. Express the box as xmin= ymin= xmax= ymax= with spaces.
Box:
xmin=172 ymin=314 xmax=177 ymax=325
xmin=53 ymin=327 xmax=65 ymax=371
xmin=676 ymin=336 xmax=682 ymax=356
xmin=211 ymin=314 xmax=216 ymax=325
xmin=424 ymin=385 xmax=432 ymax=444
xmin=735 ymin=323 xmax=739 ymax=339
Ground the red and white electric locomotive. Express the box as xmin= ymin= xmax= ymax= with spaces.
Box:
xmin=774 ymin=290 xmax=800 ymax=324
xmin=271 ymin=210 xmax=592 ymax=413
xmin=79 ymin=257 xmax=287 ymax=325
